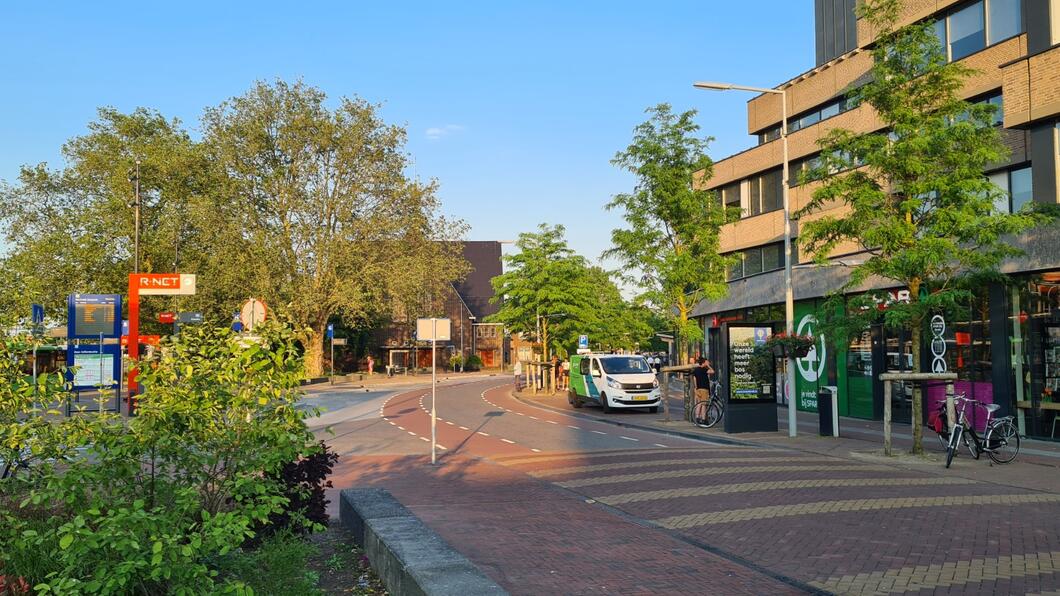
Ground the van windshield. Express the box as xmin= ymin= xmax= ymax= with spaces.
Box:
xmin=600 ymin=357 xmax=652 ymax=374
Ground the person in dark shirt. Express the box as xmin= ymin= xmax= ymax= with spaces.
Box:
xmin=691 ymin=357 xmax=715 ymax=403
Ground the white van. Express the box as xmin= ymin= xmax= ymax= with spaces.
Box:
xmin=568 ymin=354 xmax=661 ymax=413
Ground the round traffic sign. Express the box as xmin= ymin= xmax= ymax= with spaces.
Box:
xmin=240 ymin=299 xmax=268 ymax=331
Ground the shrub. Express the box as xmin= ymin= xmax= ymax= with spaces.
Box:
xmin=252 ymin=441 xmax=339 ymax=545
xmin=0 ymin=323 xmax=325 ymax=594
xmin=464 ymin=354 xmax=483 ymax=371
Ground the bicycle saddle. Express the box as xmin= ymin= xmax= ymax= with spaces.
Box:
xmin=984 ymin=403 xmax=1001 ymax=413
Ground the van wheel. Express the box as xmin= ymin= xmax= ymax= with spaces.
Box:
xmin=600 ymin=393 xmax=611 ymax=414
xmin=648 ymin=406 xmax=659 ymax=414
xmin=569 ymin=389 xmax=582 ymax=408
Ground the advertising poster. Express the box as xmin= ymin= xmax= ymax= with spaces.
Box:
xmin=729 ymin=326 xmax=772 ymax=401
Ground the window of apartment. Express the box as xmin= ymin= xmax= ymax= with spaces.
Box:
xmin=790 ymin=154 xmax=822 ymax=186
xmin=1010 ymin=165 xmax=1033 ymax=212
xmin=934 ymin=1 xmax=1022 ymax=62
xmin=984 ymin=93 xmax=1003 ymax=125
xmin=949 ymin=2 xmax=986 ymax=60
xmin=720 ymin=181 xmax=742 ymax=212
xmin=758 ymin=126 xmax=782 ymax=145
xmin=988 ymin=0 xmax=1022 ymax=44
xmin=750 ymin=169 xmax=783 ymax=216
xmin=788 ymin=97 xmax=852 ymax=134
xmin=725 ymin=241 xmax=786 ymax=281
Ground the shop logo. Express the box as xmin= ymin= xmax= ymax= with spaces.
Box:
xmin=796 ymin=315 xmax=827 ymax=383
xmin=930 ymin=314 xmax=947 ymax=373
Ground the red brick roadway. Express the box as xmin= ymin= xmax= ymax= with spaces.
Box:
xmin=322 ymin=379 xmax=1060 ymax=595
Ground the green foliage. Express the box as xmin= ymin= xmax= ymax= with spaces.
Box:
xmin=0 ymin=80 xmax=469 ymax=378
xmin=0 ymin=323 xmax=324 ymax=593
xmin=796 ymin=0 xmax=1056 ymax=453
xmin=215 ymin=531 xmax=322 ymax=596
xmin=607 ymin=104 xmax=740 ymax=357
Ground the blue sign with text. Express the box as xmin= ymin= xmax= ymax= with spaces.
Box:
xmin=67 ymin=294 xmax=122 ymax=339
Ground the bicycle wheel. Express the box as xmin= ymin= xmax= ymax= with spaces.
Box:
xmin=945 ymin=425 xmax=962 ymax=468
xmin=703 ymin=399 xmax=723 ymax=428
xmin=691 ymin=400 xmax=712 ymax=429
xmin=986 ymin=419 xmax=1020 ymax=464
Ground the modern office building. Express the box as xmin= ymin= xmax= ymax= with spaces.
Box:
xmin=694 ymin=0 xmax=1060 ymax=440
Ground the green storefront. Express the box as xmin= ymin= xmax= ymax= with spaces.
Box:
xmin=792 ymin=300 xmax=874 ymax=420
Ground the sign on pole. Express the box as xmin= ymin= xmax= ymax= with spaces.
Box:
xmin=332 ymin=338 xmax=348 ymax=346
xmin=128 ymin=273 xmax=197 ymax=400
xmin=416 ymin=318 xmax=451 ymax=465
xmin=240 ymin=299 xmax=268 ymax=332
xmin=31 ymin=304 xmax=44 ymax=325
xmin=326 ymin=323 xmax=334 ymax=340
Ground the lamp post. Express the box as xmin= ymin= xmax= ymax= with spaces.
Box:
xmin=694 ymin=80 xmax=797 ymax=438
xmin=127 ymin=160 xmax=142 ymax=274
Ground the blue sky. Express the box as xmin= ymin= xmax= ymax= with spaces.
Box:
xmin=0 ymin=1 xmax=812 ymax=265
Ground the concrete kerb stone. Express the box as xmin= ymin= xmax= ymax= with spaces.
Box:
xmin=339 ymin=488 xmax=507 ymax=596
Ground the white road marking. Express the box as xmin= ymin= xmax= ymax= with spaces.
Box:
xmin=654 ymin=443 xmax=669 ymax=448
xmin=529 ymin=416 xmax=539 ymax=420
xmin=445 ymin=421 xmax=455 ymax=426
xmin=477 ymin=431 xmax=490 ymax=437
xmin=620 ymin=436 xmax=639 ymax=442
xmin=388 ymin=421 xmax=396 ymax=426
xmin=591 ymin=430 xmax=607 ymax=435
xmin=531 ymin=448 xmax=541 ymax=453
xmin=459 ymin=426 xmax=470 ymax=431
xmin=398 ymin=426 xmax=406 ymax=431
xmin=419 ymin=436 xmax=429 ymax=442
xmin=501 ymin=438 xmax=515 ymax=444
xmin=547 ymin=420 xmax=558 ymax=425
xmin=568 ymin=425 xmax=581 ymax=430
xmin=517 ymin=412 xmax=525 ymax=416
xmin=408 ymin=431 xmax=417 ymax=436
xmin=438 ymin=445 xmax=447 ymax=450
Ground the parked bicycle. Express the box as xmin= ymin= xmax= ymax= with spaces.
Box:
xmin=691 ymin=379 xmax=725 ymax=429
xmin=931 ymin=393 xmax=1020 ymax=468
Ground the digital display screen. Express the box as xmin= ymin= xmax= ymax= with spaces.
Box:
xmin=729 ymin=326 xmax=772 ymax=401
xmin=68 ymin=295 xmax=121 ymax=339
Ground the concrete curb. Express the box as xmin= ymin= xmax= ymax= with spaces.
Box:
xmin=510 ymin=391 xmax=769 ymax=449
xmin=339 ymin=488 xmax=507 ymax=596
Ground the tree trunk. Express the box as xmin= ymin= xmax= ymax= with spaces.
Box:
xmin=909 ymin=278 xmax=923 ymax=455
xmin=304 ymin=328 xmax=325 ymax=378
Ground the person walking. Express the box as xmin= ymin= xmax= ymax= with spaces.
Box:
xmin=367 ymin=355 xmax=375 ymax=376
xmin=513 ymin=360 xmax=523 ymax=391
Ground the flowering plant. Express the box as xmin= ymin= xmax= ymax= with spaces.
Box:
xmin=764 ymin=332 xmax=816 ymax=358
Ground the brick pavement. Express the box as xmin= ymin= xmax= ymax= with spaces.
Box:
xmin=325 ymin=453 xmax=804 ymax=595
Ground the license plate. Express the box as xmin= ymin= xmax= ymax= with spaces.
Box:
xmin=633 ymin=395 xmax=648 ymax=401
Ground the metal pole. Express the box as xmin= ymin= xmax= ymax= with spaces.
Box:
xmin=134 ymin=160 xmax=141 ymax=274
xmin=661 ymin=369 xmax=670 ymax=422
xmin=883 ymin=381 xmax=893 ymax=456
xmin=330 ymin=337 xmax=335 ymax=378
xmin=431 ymin=319 xmax=437 ymax=465
xmin=781 ymin=90 xmax=797 ymax=439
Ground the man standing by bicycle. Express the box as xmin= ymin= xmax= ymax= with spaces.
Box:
xmin=691 ymin=356 xmax=715 ymax=404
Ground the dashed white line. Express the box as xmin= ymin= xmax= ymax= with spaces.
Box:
xmin=568 ymin=425 xmax=581 ymax=430
xmin=445 ymin=421 xmax=455 ymax=426
xmin=528 ymin=416 xmax=539 ymax=420
xmin=654 ymin=443 xmax=669 ymax=448
xmin=591 ymin=430 xmax=607 ymax=435
xmin=477 ymin=431 xmax=490 ymax=437
xmin=419 ymin=436 xmax=429 ymax=442
xmin=459 ymin=426 xmax=470 ymax=431
xmin=397 ymin=426 xmax=406 ymax=431
xmin=531 ymin=448 xmax=541 ymax=453
xmin=501 ymin=438 xmax=515 ymax=444
xmin=620 ymin=436 xmax=639 ymax=442
xmin=517 ymin=412 xmax=525 ymax=416
xmin=388 ymin=421 xmax=396 ymax=426
xmin=546 ymin=420 xmax=558 ymax=425
xmin=438 ymin=445 xmax=448 ymax=450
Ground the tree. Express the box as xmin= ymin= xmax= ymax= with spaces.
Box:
xmin=487 ymin=224 xmax=597 ymax=361
xmin=199 ymin=80 xmax=467 ymax=376
xmin=796 ymin=0 xmax=1051 ymax=454
xmin=606 ymin=104 xmax=739 ymax=361
xmin=582 ymin=266 xmax=659 ymax=353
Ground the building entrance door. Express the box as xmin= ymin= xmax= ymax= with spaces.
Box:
xmin=846 ymin=330 xmax=875 ymax=419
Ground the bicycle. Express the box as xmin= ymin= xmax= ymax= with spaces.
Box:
xmin=691 ymin=379 xmax=725 ymax=429
xmin=933 ymin=394 xmax=1020 ymax=468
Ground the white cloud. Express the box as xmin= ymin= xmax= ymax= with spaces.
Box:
xmin=425 ymin=124 xmax=465 ymax=141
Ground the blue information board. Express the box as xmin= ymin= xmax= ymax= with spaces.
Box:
xmin=67 ymin=343 xmax=122 ymax=390
xmin=67 ymin=294 xmax=122 ymax=339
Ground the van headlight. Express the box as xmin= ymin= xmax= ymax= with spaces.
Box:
xmin=653 ymin=378 xmax=659 ymax=388
xmin=606 ymin=377 xmax=621 ymax=389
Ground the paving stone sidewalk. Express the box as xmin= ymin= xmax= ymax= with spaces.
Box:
xmin=325 ymin=453 xmax=808 ymax=595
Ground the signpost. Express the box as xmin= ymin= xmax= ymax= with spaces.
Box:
xmin=128 ymin=273 xmax=197 ymax=400
xmin=327 ymin=324 xmax=335 ymax=377
xmin=416 ymin=318 xmax=451 ymax=465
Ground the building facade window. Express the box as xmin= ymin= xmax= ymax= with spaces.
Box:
xmin=758 ymin=126 xmax=782 ymax=145
xmin=720 ymin=181 xmax=742 ymax=213
xmin=788 ymin=97 xmax=853 ymax=134
xmin=1010 ymin=165 xmax=1033 ymax=212
xmin=934 ymin=0 xmax=1023 ymax=62
xmin=750 ymin=169 xmax=783 ymax=216
xmin=725 ymin=241 xmax=786 ymax=281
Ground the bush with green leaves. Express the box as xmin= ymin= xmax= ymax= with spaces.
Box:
xmin=0 ymin=323 xmax=328 ymax=594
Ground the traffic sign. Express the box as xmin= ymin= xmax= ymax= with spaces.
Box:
xmin=326 ymin=323 xmax=334 ymax=340
xmin=578 ymin=335 xmax=589 ymax=350
xmin=158 ymin=312 xmax=176 ymax=324
xmin=416 ymin=318 xmax=451 ymax=341
xmin=332 ymin=337 xmax=347 ymax=346
xmin=240 ymin=299 xmax=268 ymax=331
xmin=31 ymin=304 xmax=44 ymax=325
xmin=177 ymin=312 xmax=203 ymax=324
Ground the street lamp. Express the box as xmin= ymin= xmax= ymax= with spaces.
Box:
xmin=127 ymin=160 xmax=142 ymax=274
xmin=695 ymin=80 xmax=797 ymax=438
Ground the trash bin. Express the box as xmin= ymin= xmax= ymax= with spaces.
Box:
xmin=818 ymin=387 xmax=838 ymax=437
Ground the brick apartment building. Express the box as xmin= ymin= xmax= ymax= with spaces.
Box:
xmin=375 ymin=241 xmax=507 ymax=371
xmin=694 ymin=0 xmax=1060 ymax=440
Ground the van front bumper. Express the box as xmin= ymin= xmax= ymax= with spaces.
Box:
xmin=609 ymin=393 xmax=661 ymax=407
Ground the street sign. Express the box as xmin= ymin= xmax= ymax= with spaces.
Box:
xmin=326 ymin=323 xmax=334 ymax=340
xmin=578 ymin=335 xmax=589 ymax=349
xmin=240 ymin=299 xmax=268 ymax=331
xmin=131 ymin=273 xmax=197 ymax=296
xmin=177 ymin=312 xmax=203 ymax=324
xmin=31 ymin=304 xmax=44 ymax=325
xmin=158 ymin=312 xmax=176 ymax=324
xmin=416 ymin=318 xmax=451 ymax=341
xmin=67 ymin=294 xmax=122 ymax=339
xmin=332 ymin=337 xmax=347 ymax=346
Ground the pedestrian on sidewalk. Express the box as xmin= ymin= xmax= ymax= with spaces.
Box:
xmin=367 ymin=355 xmax=375 ymax=376
xmin=692 ymin=357 xmax=715 ymax=404
xmin=513 ymin=360 xmax=523 ymax=390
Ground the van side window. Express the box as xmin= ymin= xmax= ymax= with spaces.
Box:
xmin=579 ymin=358 xmax=590 ymax=375
xmin=590 ymin=359 xmax=601 ymax=376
